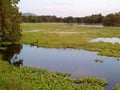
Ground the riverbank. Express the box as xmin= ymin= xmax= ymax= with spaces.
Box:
xmin=0 ymin=60 xmax=108 ymax=90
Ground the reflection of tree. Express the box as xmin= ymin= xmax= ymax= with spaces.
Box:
xmin=117 ymin=58 xmax=120 ymax=61
xmin=0 ymin=44 xmax=23 ymax=67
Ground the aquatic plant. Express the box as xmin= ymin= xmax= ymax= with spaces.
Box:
xmin=0 ymin=60 xmax=108 ymax=90
xmin=95 ymin=58 xmax=103 ymax=63
xmin=75 ymin=77 xmax=108 ymax=87
xmin=113 ymin=84 xmax=120 ymax=90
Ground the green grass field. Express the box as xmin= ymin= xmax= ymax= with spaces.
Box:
xmin=21 ymin=23 xmax=120 ymax=57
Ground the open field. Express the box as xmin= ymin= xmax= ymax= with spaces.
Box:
xmin=21 ymin=23 xmax=120 ymax=57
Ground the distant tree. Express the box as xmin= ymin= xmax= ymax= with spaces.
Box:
xmin=83 ymin=16 xmax=93 ymax=23
xmin=64 ymin=16 xmax=76 ymax=23
xmin=75 ymin=17 xmax=83 ymax=23
xmin=91 ymin=14 xmax=104 ymax=23
xmin=56 ymin=17 xmax=64 ymax=22
xmin=0 ymin=0 xmax=22 ymax=42
xmin=27 ymin=16 xmax=35 ymax=22
xmin=103 ymin=12 xmax=120 ymax=27
xmin=83 ymin=14 xmax=104 ymax=24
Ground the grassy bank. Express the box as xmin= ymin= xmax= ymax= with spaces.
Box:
xmin=0 ymin=60 xmax=108 ymax=90
xmin=21 ymin=23 xmax=120 ymax=57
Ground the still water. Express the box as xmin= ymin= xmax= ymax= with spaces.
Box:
xmin=90 ymin=38 xmax=120 ymax=44
xmin=1 ymin=44 xmax=120 ymax=90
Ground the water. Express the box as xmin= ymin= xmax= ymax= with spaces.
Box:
xmin=23 ymin=30 xmax=39 ymax=32
xmin=74 ymin=24 xmax=103 ymax=27
xmin=1 ymin=44 xmax=120 ymax=90
xmin=90 ymin=38 xmax=120 ymax=44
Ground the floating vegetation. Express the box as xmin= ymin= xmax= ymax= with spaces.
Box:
xmin=113 ymin=84 xmax=120 ymax=90
xmin=0 ymin=60 xmax=108 ymax=90
xmin=74 ymin=77 xmax=108 ymax=87
xmin=95 ymin=58 xmax=103 ymax=63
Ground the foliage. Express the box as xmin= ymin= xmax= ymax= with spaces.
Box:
xmin=22 ymin=14 xmax=103 ymax=24
xmin=75 ymin=77 xmax=108 ymax=87
xmin=83 ymin=14 xmax=104 ymax=24
xmin=0 ymin=0 xmax=22 ymax=42
xmin=0 ymin=44 xmax=22 ymax=64
xmin=113 ymin=84 xmax=120 ymax=90
xmin=0 ymin=60 xmax=108 ymax=90
xmin=103 ymin=12 xmax=120 ymax=27
xmin=64 ymin=16 xmax=76 ymax=23
xmin=22 ymin=12 xmax=120 ymax=27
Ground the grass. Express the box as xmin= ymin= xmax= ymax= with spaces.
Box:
xmin=21 ymin=23 xmax=120 ymax=57
xmin=0 ymin=60 xmax=108 ymax=90
xmin=113 ymin=84 xmax=120 ymax=90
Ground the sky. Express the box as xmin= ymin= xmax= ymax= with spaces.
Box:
xmin=18 ymin=0 xmax=120 ymax=17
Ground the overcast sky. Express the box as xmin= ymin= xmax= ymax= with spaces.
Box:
xmin=18 ymin=0 xmax=120 ymax=17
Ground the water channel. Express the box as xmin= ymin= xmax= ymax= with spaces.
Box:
xmin=1 ymin=44 xmax=120 ymax=90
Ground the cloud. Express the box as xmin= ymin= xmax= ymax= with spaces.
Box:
xmin=19 ymin=0 xmax=120 ymax=17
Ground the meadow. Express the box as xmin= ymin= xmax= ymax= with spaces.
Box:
xmin=21 ymin=23 xmax=120 ymax=57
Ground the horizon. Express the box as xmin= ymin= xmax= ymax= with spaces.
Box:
xmin=18 ymin=0 xmax=120 ymax=17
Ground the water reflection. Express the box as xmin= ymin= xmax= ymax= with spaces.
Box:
xmin=0 ymin=44 xmax=23 ymax=67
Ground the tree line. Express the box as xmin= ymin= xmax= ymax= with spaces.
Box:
xmin=22 ymin=12 xmax=120 ymax=27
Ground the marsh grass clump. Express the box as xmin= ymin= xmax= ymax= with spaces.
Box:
xmin=0 ymin=60 xmax=109 ymax=90
xmin=113 ymin=84 xmax=120 ymax=90
xmin=74 ymin=77 xmax=108 ymax=87
xmin=95 ymin=58 xmax=103 ymax=63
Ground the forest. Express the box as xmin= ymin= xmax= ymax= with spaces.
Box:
xmin=22 ymin=12 xmax=120 ymax=27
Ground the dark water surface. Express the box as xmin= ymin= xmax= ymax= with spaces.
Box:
xmin=1 ymin=44 xmax=120 ymax=90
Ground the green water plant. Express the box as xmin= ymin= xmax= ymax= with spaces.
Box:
xmin=0 ymin=60 xmax=108 ymax=90
xmin=113 ymin=84 xmax=120 ymax=90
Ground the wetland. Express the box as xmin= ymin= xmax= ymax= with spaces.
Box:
xmin=1 ymin=23 xmax=120 ymax=90
xmin=1 ymin=44 xmax=120 ymax=89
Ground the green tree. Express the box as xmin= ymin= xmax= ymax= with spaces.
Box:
xmin=0 ymin=0 xmax=21 ymax=42
xmin=64 ymin=16 xmax=76 ymax=23
xmin=103 ymin=12 xmax=120 ymax=27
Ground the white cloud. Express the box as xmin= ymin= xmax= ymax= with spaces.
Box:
xmin=19 ymin=0 xmax=120 ymax=17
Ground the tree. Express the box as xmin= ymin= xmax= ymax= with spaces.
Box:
xmin=0 ymin=0 xmax=22 ymax=42
xmin=0 ymin=44 xmax=22 ymax=63
xmin=64 ymin=16 xmax=76 ymax=23
xmin=103 ymin=12 xmax=120 ymax=27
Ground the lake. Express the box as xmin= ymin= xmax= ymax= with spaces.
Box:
xmin=1 ymin=44 xmax=120 ymax=90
